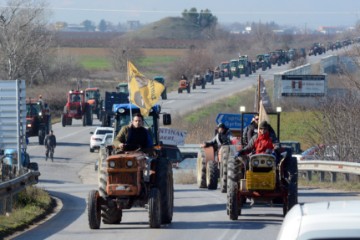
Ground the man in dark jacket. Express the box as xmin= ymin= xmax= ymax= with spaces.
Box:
xmin=113 ymin=113 xmax=153 ymax=151
xmin=44 ymin=130 xmax=56 ymax=161
xmin=201 ymin=123 xmax=231 ymax=151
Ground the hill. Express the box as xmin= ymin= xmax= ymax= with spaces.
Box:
xmin=123 ymin=17 xmax=207 ymax=40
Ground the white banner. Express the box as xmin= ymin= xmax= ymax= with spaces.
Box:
xmin=159 ymin=128 xmax=187 ymax=146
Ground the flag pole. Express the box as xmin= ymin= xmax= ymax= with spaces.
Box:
xmin=127 ymin=60 xmax=133 ymax=121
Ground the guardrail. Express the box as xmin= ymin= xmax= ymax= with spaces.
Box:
xmin=0 ymin=171 xmax=40 ymax=215
xmin=178 ymin=144 xmax=360 ymax=182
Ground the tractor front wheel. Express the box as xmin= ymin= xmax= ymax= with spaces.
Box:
xmin=149 ymin=188 xmax=161 ymax=228
xmin=88 ymin=190 xmax=101 ymax=229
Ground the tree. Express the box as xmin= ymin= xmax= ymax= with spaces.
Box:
xmin=82 ymin=20 xmax=95 ymax=32
xmin=98 ymin=19 xmax=107 ymax=32
xmin=0 ymin=0 xmax=52 ymax=86
xmin=109 ymin=37 xmax=144 ymax=80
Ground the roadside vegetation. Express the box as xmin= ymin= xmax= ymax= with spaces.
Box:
xmin=0 ymin=187 xmax=52 ymax=238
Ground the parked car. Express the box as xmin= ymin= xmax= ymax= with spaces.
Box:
xmin=89 ymin=127 xmax=114 ymax=152
xmin=293 ymin=145 xmax=324 ymax=161
xmin=277 ymin=200 xmax=360 ymax=240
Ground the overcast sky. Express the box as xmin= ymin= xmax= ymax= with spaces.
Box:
xmin=3 ymin=0 xmax=360 ymax=29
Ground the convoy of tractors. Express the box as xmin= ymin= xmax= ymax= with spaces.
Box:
xmin=23 ymin=36 xmax=357 ymax=231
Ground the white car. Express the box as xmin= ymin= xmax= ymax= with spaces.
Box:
xmin=89 ymin=127 xmax=114 ymax=152
xmin=277 ymin=200 xmax=360 ymax=240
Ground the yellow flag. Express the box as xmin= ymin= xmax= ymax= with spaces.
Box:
xmin=127 ymin=61 xmax=165 ymax=116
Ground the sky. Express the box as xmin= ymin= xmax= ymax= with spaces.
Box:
xmin=3 ymin=0 xmax=360 ymax=29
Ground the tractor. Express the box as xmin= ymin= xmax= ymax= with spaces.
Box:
xmin=178 ymin=78 xmax=191 ymax=93
xmin=85 ymin=87 xmax=102 ymax=119
xmin=88 ymin=104 xmax=182 ymax=229
xmin=192 ymin=74 xmax=206 ymax=89
xmin=219 ymin=61 xmax=233 ymax=81
xmin=226 ymin=111 xmax=298 ymax=220
xmin=26 ymin=98 xmax=51 ymax=145
xmin=230 ymin=59 xmax=240 ymax=78
xmin=61 ymin=89 xmax=93 ymax=127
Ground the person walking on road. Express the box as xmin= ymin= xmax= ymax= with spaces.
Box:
xmin=44 ymin=130 xmax=56 ymax=161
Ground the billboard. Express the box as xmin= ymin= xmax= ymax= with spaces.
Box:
xmin=281 ymin=75 xmax=326 ymax=97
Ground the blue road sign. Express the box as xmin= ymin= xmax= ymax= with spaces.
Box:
xmin=216 ymin=113 xmax=253 ymax=130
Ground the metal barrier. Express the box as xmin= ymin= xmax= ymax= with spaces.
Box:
xmin=0 ymin=171 xmax=40 ymax=215
xmin=178 ymin=145 xmax=360 ymax=181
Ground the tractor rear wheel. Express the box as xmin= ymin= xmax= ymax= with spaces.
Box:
xmin=88 ymin=190 xmax=101 ymax=229
xmin=206 ymin=160 xmax=218 ymax=190
xmin=156 ymin=158 xmax=174 ymax=224
xmin=38 ymin=129 xmax=45 ymax=145
xmin=101 ymin=205 xmax=122 ymax=224
xmin=283 ymin=157 xmax=298 ymax=216
xmin=82 ymin=114 xmax=87 ymax=126
xmin=149 ymin=188 xmax=161 ymax=228
xmin=227 ymin=180 xmax=239 ymax=220
xmin=61 ymin=114 xmax=66 ymax=127
xmin=86 ymin=108 xmax=93 ymax=126
xmin=196 ymin=149 xmax=206 ymax=188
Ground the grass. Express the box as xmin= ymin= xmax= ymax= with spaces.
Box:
xmin=79 ymin=56 xmax=112 ymax=70
xmin=0 ymin=186 xmax=52 ymax=238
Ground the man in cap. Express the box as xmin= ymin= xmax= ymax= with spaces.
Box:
xmin=236 ymin=120 xmax=274 ymax=156
xmin=201 ymin=123 xmax=231 ymax=151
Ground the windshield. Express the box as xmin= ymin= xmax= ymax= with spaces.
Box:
xmin=86 ymin=90 xmax=99 ymax=99
xmin=26 ymin=103 xmax=41 ymax=116
xmin=116 ymin=114 xmax=156 ymax=145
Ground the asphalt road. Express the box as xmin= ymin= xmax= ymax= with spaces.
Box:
xmin=11 ymin=48 xmax=359 ymax=240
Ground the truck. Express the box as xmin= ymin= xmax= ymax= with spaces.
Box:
xmin=88 ymin=103 xmax=182 ymax=229
xmin=100 ymin=91 xmax=129 ymax=127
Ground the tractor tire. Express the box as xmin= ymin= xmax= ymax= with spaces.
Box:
xmin=82 ymin=114 xmax=87 ymax=126
xmin=88 ymin=190 xmax=101 ymax=229
xmin=227 ymin=156 xmax=241 ymax=184
xmin=101 ymin=205 xmax=122 ymax=224
xmin=219 ymin=146 xmax=230 ymax=193
xmin=211 ymin=79 xmax=214 ymax=85
xmin=61 ymin=114 xmax=66 ymax=127
xmin=227 ymin=180 xmax=239 ymax=220
xmin=161 ymin=89 xmax=167 ymax=100
xmin=178 ymin=88 xmax=182 ymax=93
xmin=196 ymin=149 xmax=206 ymax=188
xmin=283 ymin=157 xmax=298 ymax=216
xmin=86 ymin=108 xmax=93 ymax=126
xmin=90 ymin=148 xmax=94 ymax=153
xmin=99 ymin=167 xmax=108 ymax=198
xmin=187 ymin=86 xmax=191 ymax=93
xmin=38 ymin=129 xmax=45 ymax=145
xmin=149 ymin=188 xmax=161 ymax=228
xmin=206 ymin=160 xmax=218 ymax=190
xmin=221 ymin=76 xmax=225 ymax=82
xmin=67 ymin=117 xmax=72 ymax=126
xmin=202 ymin=83 xmax=205 ymax=89
xmin=192 ymin=84 xmax=196 ymax=90
xmin=156 ymin=158 xmax=174 ymax=224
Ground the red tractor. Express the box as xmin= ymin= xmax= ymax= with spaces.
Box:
xmin=61 ymin=89 xmax=93 ymax=127
xmin=85 ymin=87 xmax=102 ymax=119
xmin=26 ymin=98 xmax=51 ymax=145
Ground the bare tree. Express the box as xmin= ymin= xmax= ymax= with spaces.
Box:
xmin=0 ymin=0 xmax=52 ymax=86
xmin=108 ymin=37 xmax=144 ymax=80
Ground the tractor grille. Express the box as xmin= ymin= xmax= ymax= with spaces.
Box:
xmin=246 ymin=170 xmax=276 ymax=190
xmin=109 ymin=172 xmax=137 ymax=186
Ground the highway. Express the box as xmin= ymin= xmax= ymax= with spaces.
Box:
xmin=11 ymin=49 xmax=359 ymax=240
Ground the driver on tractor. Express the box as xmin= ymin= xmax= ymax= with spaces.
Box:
xmin=113 ymin=113 xmax=153 ymax=152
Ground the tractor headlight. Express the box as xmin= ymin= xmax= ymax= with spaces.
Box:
xmin=267 ymin=160 xmax=273 ymax=167
xmin=126 ymin=160 xmax=133 ymax=168
xmin=109 ymin=161 xmax=115 ymax=168
xmin=118 ymin=108 xmax=125 ymax=113
xmin=253 ymin=160 xmax=259 ymax=167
